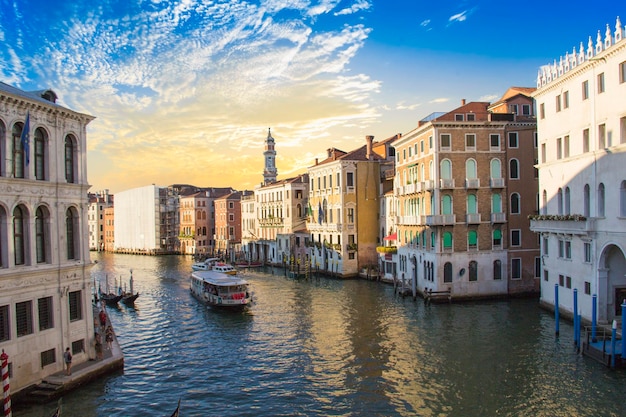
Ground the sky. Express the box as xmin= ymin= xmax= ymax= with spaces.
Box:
xmin=1 ymin=1 xmax=623 ymax=194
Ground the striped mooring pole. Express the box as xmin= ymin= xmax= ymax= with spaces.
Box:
xmin=1 ymin=349 xmax=11 ymax=417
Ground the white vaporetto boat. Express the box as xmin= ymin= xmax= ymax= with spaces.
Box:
xmin=191 ymin=258 xmax=238 ymax=275
xmin=190 ymin=270 xmax=252 ymax=310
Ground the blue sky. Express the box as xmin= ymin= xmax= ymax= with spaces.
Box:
xmin=1 ymin=1 xmax=623 ymax=193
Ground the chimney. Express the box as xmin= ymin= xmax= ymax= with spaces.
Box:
xmin=315 ymin=158 xmax=318 ymax=165
xmin=366 ymin=135 xmax=374 ymax=160
xmin=461 ymin=99 xmax=466 ymax=106
xmin=327 ymin=148 xmax=332 ymax=158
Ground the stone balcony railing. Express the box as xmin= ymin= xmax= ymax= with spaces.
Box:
xmin=529 ymin=214 xmax=594 ymax=235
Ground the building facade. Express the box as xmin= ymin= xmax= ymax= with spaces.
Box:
xmin=394 ymin=92 xmax=539 ymax=299
xmin=214 ymin=191 xmax=246 ymax=260
xmin=530 ymin=18 xmax=626 ymax=323
xmin=87 ymin=190 xmax=113 ymax=251
xmin=0 ymin=83 xmax=95 ymax=392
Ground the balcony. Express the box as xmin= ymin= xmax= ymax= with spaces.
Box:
xmin=466 ymin=213 xmax=481 ymax=224
xmin=465 ymin=178 xmax=480 ymax=189
xmin=425 ymin=214 xmax=456 ymax=226
xmin=404 ymin=183 xmax=416 ymax=194
xmin=529 ymin=214 xmax=594 ymax=236
xmin=396 ymin=187 xmax=405 ymax=196
xmin=440 ymin=178 xmax=455 ymax=189
xmin=490 ymin=178 xmax=505 ymax=188
xmin=491 ymin=213 xmax=506 ymax=223
xmin=258 ymin=217 xmax=284 ymax=227
xmin=423 ymin=180 xmax=434 ymax=191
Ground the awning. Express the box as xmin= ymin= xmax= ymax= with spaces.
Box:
xmin=383 ymin=232 xmax=397 ymax=241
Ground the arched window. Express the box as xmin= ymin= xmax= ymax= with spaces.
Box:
xmin=490 ymin=158 xmax=501 ymax=179
xmin=444 ymin=262 xmax=453 ymax=283
xmin=467 ymin=194 xmax=477 ymax=214
xmin=469 ymin=260 xmax=478 ymax=281
xmin=34 ymin=127 xmax=47 ymax=181
xmin=428 ymin=160 xmax=434 ymax=180
xmin=621 ymin=181 xmax=626 ymax=217
xmin=66 ymin=208 xmax=78 ymax=260
xmin=443 ymin=231 xmax=453 ymax=250
xmin=557 ymin=188 xmax=563 ymax=215
xmin=493 ymin=260 xmax=502 ymax=280
xmin=466 ymin=159 xmax=477 ymax=179
xmin=441 ymin=159 xmax=452 ymax=179
xmin=583 ymin=184 xmax=590 ymax=217
xmin=12 ymin=121 xmax=27 ymax=179
xmin=468 ymin=230 xmax=477 ymax=249
xmin=35 ymin=206 xmax=49 ymax=263
xmin=322 ymin=199 xmax=328 ymax=223
xmin=598 ymin=183 xmax=605 ymax=217
xmin=65 ymin=135 xmax=77 ymax=183
xmin=442 ymin=195 xmax=452 ymax=215
xmin=510 ymin=193 xmax=520 ymax=214
xmin=13 ymin=205 xmax=27 ymax=265
xmin=297 ymin=204 xmax=302 ymax=218
xmin=542 ymin=190 xmax=548 ymax=215
xmin=564 ymin=187 xmax=571 ymax=215
xmin=509 ymin=159 xmax=519 ymax=179
xmin=492 ymin=193 xmax=502 ymax=213
xmin=0 ymin=120 xmax=6 ymax=177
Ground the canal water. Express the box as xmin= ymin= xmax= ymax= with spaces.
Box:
xmin=14 ymin=253 xmax=626 ymax=417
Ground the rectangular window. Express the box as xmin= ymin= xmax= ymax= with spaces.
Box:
xmin=72 ymin=339 xmax=85 ymax=355
xmin=16 ymin=301 xmax=33 ymax=337
xmin=535 ymin=257 xmax=541 ymax=278
xmin=566 ymin=276 xmax=572 ymax=289
xmin=38 ymin=296 xmax=53 ymax=331
xmin=541 ymin=143 xmax=546 ymax=163
xmin=508 ymin=132 xmax=518 ymax=148
xmin=584 ymin=281 xmax=591 ymax=295
xmin=621 ymin=117 xmax=626 ymax=144
xmin=556 ymin=137 xmax=562 ymax=159
xmin=584 ymin=242 xmax=592 ymax=263
xmin=511 ymin=229 xmax=521 ymax=246
xmin=563 ymin=91 xmax=569 ymax=108
xmin=583 ymin=128 xmax=590 ymax=153
xmin=565 ymin=241 xmax=571 ymax=259
xmin=465 ymin=134 xmax=476 ymax=150
xmin=559 ymin=274 xmax=564 ymax=287
xmin=558 ymin=240 xmax=564 ymax=258
xmin=346 ymin=172 xmax=354 ymax=187
xmin=348 ymin=252 xmax=355 ymax=260
xmin=620 ymin=61 xmax=626 ymax=84
xmin=544 ymin=269 xmax=549 ymax=282
xmin=509 ymin=104 xmax=518 ymax=114
xmin=467 ymin=113 xmax=475 ymax=121
xmin=597 ymin=72 xmax=605 ymax=93
xmin=0 ymin=305 xmax=9 ymax=342
xmin=511 ymin=258 xmax=521 ymax=280
xmin=564 ymin=135 xmax=569 ymax=158
xmin=347 ymin=208 xmax=354 ymax=223
xmin=582 ymin=80 xmax=589 ymax=100
xmin=420 ymin=140 xmax=424 ymax=153
xmin=429 ymin=136 xmax=433 ymax=149
xmin=229 ymin=214 xmax=234 ymax=222
xmin=543 ymin=237 xmax=549 ymax=255
xmin=598 ymin=124 xmax=606 ymax=148
xmin=555 ymin=94 xmax=561 ymax=112
xmin=41 ymin=348 xmax=56 ymax=368
xmin=490 ymin=134 xmax=500 ymax=149
xmin=522 ymin=104 xmax=531 ymax=116
xmin=440 ymin=134 xmax=451 ymax=149
xmin=228 ymin=202 xmax=234 ymax=209
xmin=455 ymin=114 xmax=464 ymax=121
xmin=69 ymin=290 xmax=82 ymax=321
xmin=539 ymin=103 xmax=545 ymax=119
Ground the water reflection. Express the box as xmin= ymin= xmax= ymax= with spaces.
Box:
xmin=13 ymin=253 xmax=626 ymax=417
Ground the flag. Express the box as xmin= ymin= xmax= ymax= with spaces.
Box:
xmin=318 ymin=201 xmax=323 ymax=224
xmin=170 ymin=398 xmax=181 ymax=417
xmin=20 ymin=111 xmax=30 ymax=165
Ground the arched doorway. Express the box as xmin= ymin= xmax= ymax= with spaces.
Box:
xmin=600 ymin=244 xmax=626 ymax=321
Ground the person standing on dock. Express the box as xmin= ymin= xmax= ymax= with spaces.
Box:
xmin=63 ymin=347 xmax=72 ymax=375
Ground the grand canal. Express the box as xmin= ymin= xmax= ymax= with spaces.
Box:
xmin=13 ymin=253 xmax=626 ymax=417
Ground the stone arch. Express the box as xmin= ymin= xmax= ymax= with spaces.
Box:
xmin=599 ymin=243 xmax=626 ymax=322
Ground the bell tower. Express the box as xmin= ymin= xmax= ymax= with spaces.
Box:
xmin=263 ymin=127 xmax=277 ymax=185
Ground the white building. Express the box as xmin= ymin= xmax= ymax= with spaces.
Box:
xmin=530 ymin=17 xmax=626 ymax=323
xmin=0 ymin=82 xmax=96 ymax=392
xmin=114 ymin=184 xmax=178 ymax=254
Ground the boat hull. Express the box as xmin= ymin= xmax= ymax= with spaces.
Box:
xmin=190 ymin=270 xmax=252 ymax=310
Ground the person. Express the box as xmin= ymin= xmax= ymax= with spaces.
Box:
xmin=63 ymin=347 xmax=72 ymax=375
xmin=105 ymin=326 xmax=114 ymax=350
xmin=99 ymin=309 xmax=107 ymax=328
xmin=95 ymin=333 xmax=103 ymax=360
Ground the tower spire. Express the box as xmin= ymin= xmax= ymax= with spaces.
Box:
xmin=263 ymin=127 xmax=277 ymax=185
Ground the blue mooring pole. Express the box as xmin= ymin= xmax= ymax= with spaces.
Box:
xmin=554 ymin=284 xmax=560 ymax=336
xmin=592 ymin=294 xmax=598 ymax=342
xmin=622 ymin=300 xmax=626 ymax=359
xmin=573 ymin=289 xmax=578 ymax=346
xmin=611 ymin=320 xmax=617 ymax=368
xmin=577 ymin=311 xmax=582 ymax=352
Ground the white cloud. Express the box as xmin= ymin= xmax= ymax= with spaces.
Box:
xmin=335 ymin=0 xmax=371 ymax=16
xmin=449 ymin=10 xmax=468 ymax=23
xmin=429 ymin=98 xmax=449 ymax=104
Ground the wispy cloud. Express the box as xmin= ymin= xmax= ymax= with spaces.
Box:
xmin=0 ymin=0 xmax=378 ymax=192
xmin=429 ymin=98 xmax=449 ymax=104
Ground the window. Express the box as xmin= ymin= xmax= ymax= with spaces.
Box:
xmin=469 ymin=261 xmax=477 ymax=281
xmin=598 ymin=124 xmax=606 ymax=148
xmin=465 ymin=159 xmax=477 ymax=180
xmin=510 ymin=193 xmax=520 ymax=214
xmin=511 ymin=258 xmax=521 ymax=280
xmin=559 ymin=274 xmax=564 ymax=286
xmin=441 ymin=159 xmax=452 ymax=179
xmin=38 ymin=296 xmax=53 ymax=331
xmin=535 ymin=257 xmax=541 ymax=278
xmin=490 ymin=159 xmax=501 ymax=180
xmin=621 ymin=181 xmax=626 ymax=217
xmin=66 ymin=208 xmax=76 ymax=260
xmin=564 ymin=135 xmax=569 ymax=158
xmin=564 ymin=187 xmax=571 ymax=215
xmin=490 ymin=134 xmax=500 ymax=149
xmin=620 ymin=61 xmax=626 ymax=84
xmin=582 ymin=80 xmax=589 ymax=100
xmin=598 ymin=183 xmax=605 ymax=217
xmin=14 ymin=205 xmax=26 ymax=265
xmin=347 ymin=208 xmax=354 ymax=223
xmin=36 ymin=207 xmax=47 ymax=263
xmin=72 ymin=339 xmax=85 ymax=355
xmin=64 ymin=135 xmax=76 ymax=183
xmin=16 ymin=300 xmax=33 ymax=337
xmin=522 ymin=104 xmax=531 ymax=116
xmin=511 ymin=229 xmax=521 ymax=246
xmin=12 ymin=121 xmax=27 ymax=178
xmin=543 ymin=237 xmax=549 ymax=255
xmin=440 ymin=134 xmax=451 ymax=149
xmin=455 ymin=114 xmax=464 ymax=121
xmin=492 ymin=193 xmax=502 ymax=213
xmin=509 ymin=104 xmax=518 ymax=114
xmin=444 ymin=262 xmax=453 ymax=283
xmin=69 ymin=290 xmax=82 ymax=321
xmin=584 ymin=242 xmax=592 ymax=263
xmin=493 ymin=229 xmax=502 ymax=247
xmin=443 ymin=232 xmax=452 ymax=250
xmin=467 ymin=113 xmax=475 ymax=121
xmin=563 ymin=91 xmax=569 ymax=109
xmin=555 ymin=94 xmax=561 ymax=112
xmin=544 ymin=269 xmax=549 ymax=282
xmin=493 ymin=260 xmax=502 ymax=280
xmin=556 ymin=137 xmax=562 ymax=159
xmin=583 ymin=128 xmax=590 ymax=153
xmin=509 ymin=159 xmax=519 ymax=179
xmin=584 ymin=281 xmax=591 ymax=295
xmin=442 ymin=195 xmax=452 ymax=215
xmin=41 ymin=348 xmax=56 ymax=368
xmin=597 ymin=72 xmax=605 ymax=93
xmin=621 ymin=117 xmax=626 ymax=144
xmin=0 ymin=305 xmax=9 ymax=342
xmin=566 ymin=276 xmax=572 ymax=289
xmin=346 ymin=172 xmax=354 ymax=187
xmin=541 ymin=143 xmax=546 ymax=163
xmin=229 ymin=213 xmax=234 ymax=222
xmin=468 ymin=230 xmax=477 ymax=249
xmin=34 ymin=128 xmax=46 ymax=180
xmin=467 ymin=194 xmax=477 ymax=214
xmin=539 ymin=103 xmax=545 ymax=119
xmin=508 ymin=132 xmax=518 ymax=148
xmin=565 ymin=241 xmax=571 ymax=259
xmin=558 ymin=239 xmax=564 ymax=258
xmin=465 ymin=134 xmax=476 ymax=149
xmin=584 ymin=184 xmax=590 ymax=217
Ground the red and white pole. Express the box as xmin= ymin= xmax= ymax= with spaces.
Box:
xmin=1 ymin=349 xmax=11 ymax=417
